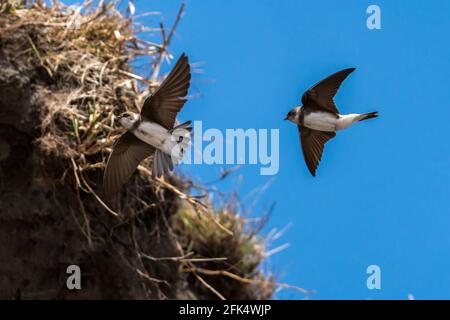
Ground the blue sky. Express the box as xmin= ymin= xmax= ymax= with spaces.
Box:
xmin=86 ymin=0 xmax=450 ymax=299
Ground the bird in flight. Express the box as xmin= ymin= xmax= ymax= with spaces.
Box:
xmin=103 ymin=53 xmax=191 ymax=196
xmin=285 ymin=68 xmax=377 ymax=176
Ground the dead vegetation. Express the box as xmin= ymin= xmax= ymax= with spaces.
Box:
xmin=0 ymin=0 xmax=305 ymax=299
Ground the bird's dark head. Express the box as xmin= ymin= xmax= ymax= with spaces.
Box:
xmin=284 ymin=106 xmax=302 ymax=123
xmin=117 ymin=111 xmax=139 ymax=129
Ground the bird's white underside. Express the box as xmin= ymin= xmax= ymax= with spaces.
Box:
xmin=133 ymin=121 xmax=169 ymax=148
xmin=132 ymin=121 xmax=190 ymax=163
xmin=303 ymin=111 xmax=363 ymax=132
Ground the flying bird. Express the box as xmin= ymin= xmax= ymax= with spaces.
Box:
xmin=285 ymin=68 xmax=377 ymax=176
xmin=103 ymin=53 xmax=191 ymax=196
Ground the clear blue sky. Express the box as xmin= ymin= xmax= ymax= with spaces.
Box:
xmin=85 ymin=0 xmax=450 ymax=299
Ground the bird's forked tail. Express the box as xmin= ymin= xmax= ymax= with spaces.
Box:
xmin=357 ymin=111 xmax=378 ymax=122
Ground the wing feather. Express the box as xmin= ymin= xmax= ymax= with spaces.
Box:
xmin=298 ymin=126 xmax=336 ymax=176
xmin=141 ymin=53 xmax=191 ymax=129
xmin=103 ymin=132 xmax=155 ymax=196
xmin=301 ymin=68 xmax=355 ymax=114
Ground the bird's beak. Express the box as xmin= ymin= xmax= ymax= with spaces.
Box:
xmin=284 ymin=116 xmax=288 ymax=120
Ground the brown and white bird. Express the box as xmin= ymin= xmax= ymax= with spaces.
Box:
xmin=103 ymin=53 xmax=191 ymax=196
xmin=285 ymin=68 xmax=378 ymax=176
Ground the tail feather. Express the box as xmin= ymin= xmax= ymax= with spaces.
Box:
xmin=152 ymin=150 xmax=173 ymax=178
xmin=358 ymin=111 xmax=378 ymax=122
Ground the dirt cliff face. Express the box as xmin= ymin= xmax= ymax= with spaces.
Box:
xmin=0 ymin=2 xmax=274 ymax=300
xmin=0 ymin=61 xmax=183 ymax=299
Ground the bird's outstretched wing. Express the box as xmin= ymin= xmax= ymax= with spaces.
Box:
xmin=301 ymin=68 xmax=355 ymax=114
xmin=141 ymin=53 xmax=191 ymax=129
xmin=298 ymin=126 xmax=336 ymax=176
xmin=103 ymin=132 xmax=155 ymax=196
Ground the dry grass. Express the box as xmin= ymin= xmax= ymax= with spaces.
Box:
xmin=0 ymin=0 xmax=308 ymax=299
